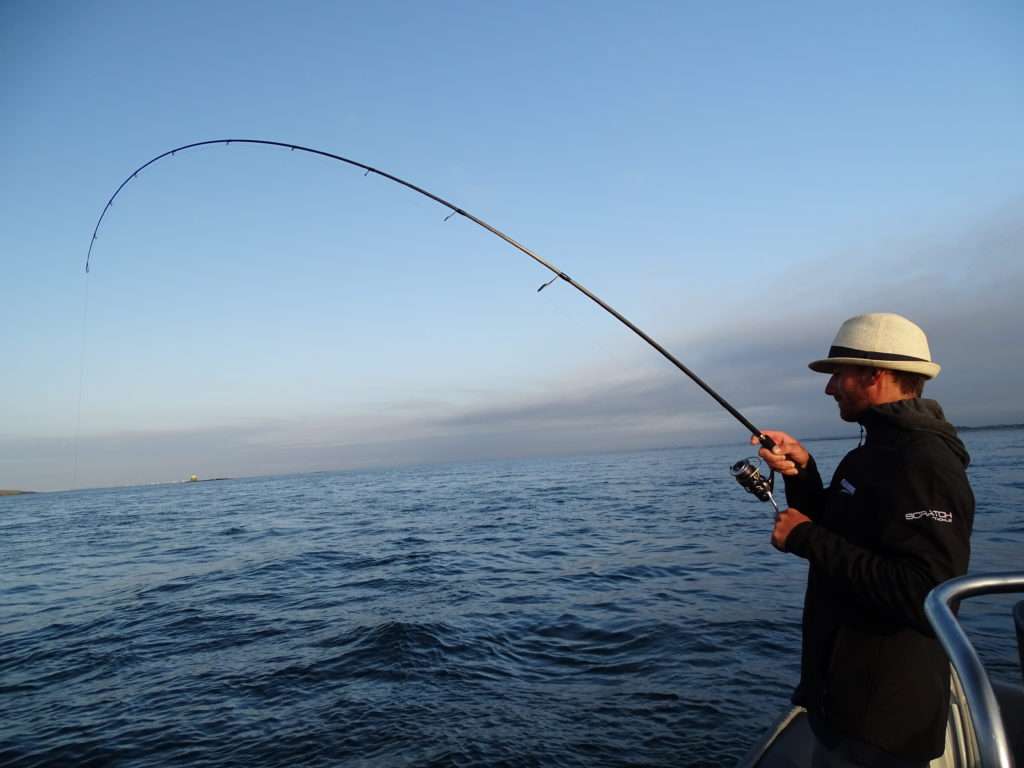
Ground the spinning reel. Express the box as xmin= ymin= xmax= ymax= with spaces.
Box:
xmin=730 ymin=457 xmax=780 ymax=514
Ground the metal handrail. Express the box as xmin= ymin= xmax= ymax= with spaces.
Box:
xmin=925 ymin=573 xmax=1024 ymax=768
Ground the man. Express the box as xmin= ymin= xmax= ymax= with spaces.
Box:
xmin=756 ymin=313 xmax=974 ymax=767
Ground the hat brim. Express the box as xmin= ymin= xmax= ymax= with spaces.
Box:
xmin=808 ymin=356 xmax=940 ymax=379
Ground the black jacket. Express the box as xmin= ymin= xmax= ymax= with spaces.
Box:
xmin=783 ymin=398 xmax=974 ymax=762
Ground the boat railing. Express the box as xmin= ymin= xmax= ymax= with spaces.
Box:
xmin=925 ymin=573 xmax=1024 ymax=768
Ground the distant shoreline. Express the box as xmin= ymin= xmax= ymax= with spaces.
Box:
xmin=4 ymin=423 xmax=1021 ymax=496
xmin=797 ymin=422 xmax=1024 ymax=445
xmin=955 ymin=423 xmax=1024 ymax=432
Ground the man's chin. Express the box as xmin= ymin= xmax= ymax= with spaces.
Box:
xmin=837 ymin=405 xmax=859 ymax=422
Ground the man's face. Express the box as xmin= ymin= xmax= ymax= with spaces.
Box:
xmin=824 ymin=365 xmax=876 ymax=422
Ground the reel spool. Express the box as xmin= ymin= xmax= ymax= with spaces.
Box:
xmin=730 ymin=458 xmax=780 ymax=513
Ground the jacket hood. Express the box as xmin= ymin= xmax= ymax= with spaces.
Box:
xmin=862 ymin=398 xmax=970 ymax=468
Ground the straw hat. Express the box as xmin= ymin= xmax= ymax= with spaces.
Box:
xmin=808 ymin=313 xmax=941 ymax=379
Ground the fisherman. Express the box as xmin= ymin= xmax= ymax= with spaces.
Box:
xmin=755 ymin=313 xmax=974 ymax=768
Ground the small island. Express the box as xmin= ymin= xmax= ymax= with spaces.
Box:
xmin=0 ymin=489 xmax=34 ymax=496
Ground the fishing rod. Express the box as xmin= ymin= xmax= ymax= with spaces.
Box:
xmin=85 ymin=138 xmax=776 ymax=452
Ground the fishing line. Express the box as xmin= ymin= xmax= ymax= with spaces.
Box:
xmin=72 ymin=274 xmax=91 ymax=489
xmin=85 ymin=138 xmax=776 ymax=450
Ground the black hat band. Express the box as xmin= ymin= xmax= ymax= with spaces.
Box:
xmin=827 ymin=345 xmax=930 ymax=363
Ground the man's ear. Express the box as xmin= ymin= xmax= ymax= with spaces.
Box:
xmin=862 ymin=367 xmax=884 ymax=386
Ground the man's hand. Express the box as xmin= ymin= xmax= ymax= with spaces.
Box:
xmin=752 ymin=430 xmax=810 ymax=476
xmin=772 ymin=507 xmax=810 ymax=551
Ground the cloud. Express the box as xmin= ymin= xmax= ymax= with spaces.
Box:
xmin=5 ymin=202 xmax=1022 ymax=491
xmin=428 ymin=199 xmax=1024 ymax=445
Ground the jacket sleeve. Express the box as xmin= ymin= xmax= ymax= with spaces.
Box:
xmin=785 ymin=445 xmax=973 ymax=634
xmin=782 ymin=455 xmax=827 ymax=520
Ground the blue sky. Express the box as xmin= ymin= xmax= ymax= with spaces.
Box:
xmin=2 ymin=1 xmax=1022 ymax=490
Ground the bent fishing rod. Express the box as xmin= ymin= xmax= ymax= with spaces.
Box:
xmin=85 ymin=138 xmax=776 ymax=452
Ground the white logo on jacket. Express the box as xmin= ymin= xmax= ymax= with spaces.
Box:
xmin=840 ymin=479 xmax=856 ymax=496
xmin=905 ymin=509 xmax=953 ymax=524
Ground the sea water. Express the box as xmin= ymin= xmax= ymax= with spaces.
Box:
xmin=2 ymin=429 xmax=1022 ymax=767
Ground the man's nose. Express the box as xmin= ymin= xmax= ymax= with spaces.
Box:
xmin=825 ymin=373 xmax=838 ymax=395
